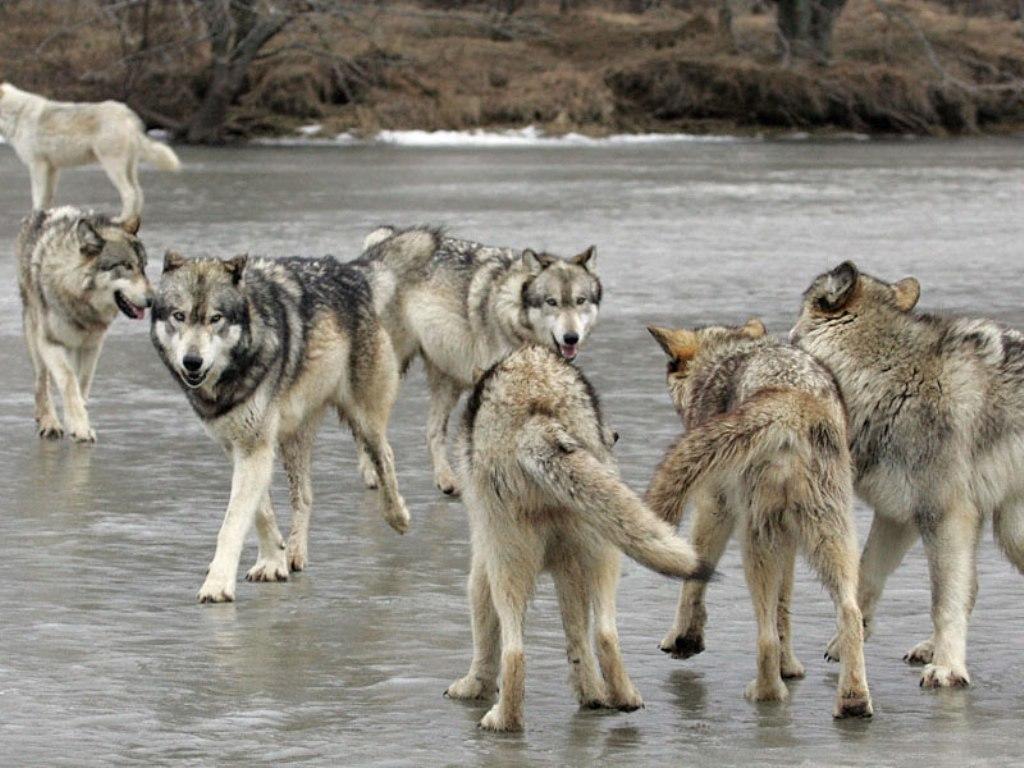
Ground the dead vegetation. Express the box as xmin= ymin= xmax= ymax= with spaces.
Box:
xmin=1 ymin=0 xmax=1023 ymax=140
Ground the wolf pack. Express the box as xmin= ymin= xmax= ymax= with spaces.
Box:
xmin=6 ymin=84 xmax=1024 ymax=734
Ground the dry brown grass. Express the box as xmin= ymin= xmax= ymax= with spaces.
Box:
xmin=1 ymin=0 xmax=1023 ymax=139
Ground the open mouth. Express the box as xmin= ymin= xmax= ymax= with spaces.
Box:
xmin=554 ymin=335 xmax=579 ymax=361
xmin=115 ymin=290 xmax=146 ymax=320
xmin=181 ymin=371 xmax=208 ymax=389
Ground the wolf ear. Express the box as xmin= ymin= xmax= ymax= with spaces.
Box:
xmin=363 ymin=225 xmax=396 ymax=251
xmin=892 ymin=276 xmax=920 ymax=312
xmin=523 ymin=249 xmax=555 ymax=274
xmin=647 ymin=325 xmax=699 ymax=361
xmin=224 ymin=254 xmax=247 ymax=285
xmin=163 ymin=250 xmax=186 ymax=273
xmin=76 ymin=219 xmax=104 ymax=258
xmin=816 ymin=261 xmax=858 ymax=312
xmin=741 ymin=318 xmax=767 ymax=338
xmin=572 ymin=245 xmax=597 ymax=272
xmin=120 ymin=216 xmax=141 ymax=236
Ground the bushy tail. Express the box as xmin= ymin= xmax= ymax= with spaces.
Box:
xmin=647 ymin=390 xmax=844 ymax=526
xmin=516 ymin=415 xmax=711 ymax=580
xmin=139 ymin=135 xmax=181 ymax=171
xmin=356 ymin=226 xmax=441 ymax=314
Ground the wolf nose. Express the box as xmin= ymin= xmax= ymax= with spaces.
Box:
xmin=563 ymin=332 xmax=580 ymax=346
xmin=183 ymin=355 xmax=203 ymax=373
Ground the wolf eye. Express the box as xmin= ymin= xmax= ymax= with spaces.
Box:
xmin=575 ymin=296 xmax=587 ymax=305
xmin=172 ymin=311 xmax=186 ymax=322
xmin=210 ymin=313 xmax=223 ymax=324
xmin=545 ymin=297 xmax=558 ymax=307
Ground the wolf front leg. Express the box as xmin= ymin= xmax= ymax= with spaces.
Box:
xmin=198 ymin=441 xmax=275 ymax=603
xmin=29 ymin=159 xmax=58 ymax=209
xmin=36 ymin=336 xmax=93 ymax=442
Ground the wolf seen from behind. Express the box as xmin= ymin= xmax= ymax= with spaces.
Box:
xmin=445 ymin=345 xmax=710 ymax=732
xmin=646 ymin=319 xmax=872 ymax=718
xmin=358 ymin=226 xmax=602 ymax=497
xmin=18 ymin=207 xmax=152 ymax=442
xmin=150 ymin=230 xmax=438 ymax=603
xmin=792 ymin=261 xmax=1024 ymax=689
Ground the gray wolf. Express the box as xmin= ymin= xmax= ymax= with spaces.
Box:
xmin=357 ymin=226 xmax=601 ymax=496
xmin=444 ymin=345 xmax=709 ymax=732
xmin=792 ymin=261 xmax=1024 ymax=688
xmin=0 ymin=82 xmax=180 ymax=220
xmin=646 ymin=320 xmax=872 ymax=718
xmin=150 ymin=229 xmax=437 ymax=603
xmin=18 ymin=207 xmax=152 ymax=442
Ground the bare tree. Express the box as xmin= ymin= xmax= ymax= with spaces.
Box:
xmin=775 ymin=0 xmax=848 ymax=64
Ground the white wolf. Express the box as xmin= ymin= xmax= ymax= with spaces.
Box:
xmin=0 ymin=82 xmax=180 ymax=220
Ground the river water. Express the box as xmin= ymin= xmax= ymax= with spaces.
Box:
xmin=1 ymin=137 xmax=1022 ymax=766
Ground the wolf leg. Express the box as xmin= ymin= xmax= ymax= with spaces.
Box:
xmin=97 ymin=151 xmax=139 ymax=222
xmin=128 ymin=155 xmax=143 ymax=218
xmin=446 ymin=551 xmax=500 ymax=700
xmin=591 ymin=546 xmax=644 ymax=711
xmin=994 ymin=500 xmax=1024 ymax=574
xmin=24 ymin=312 xmax=62 ymax=438
xmin=198 ymin=441 xmax=274 ymax=603
xmin=245 ymin=492 xmax=289 ymax=583
xmin=76 ymin=341 xmax=103 ymax=401
xmin=742 ymin=528 xmax=788 ymax=703
xmin=551 ymin=554 xmax=607 ymax=709
xmin=919 ymin=500 xmax=981 ymax=688
xmin=660 ymin=492 xmax=734 ymax=658
xmin=29 ymin=160 xmax=57 ymax=209
xmin=281 ymin=431 xmax=315 ymax=572
xmin=800 ymin=505 xmax=873 ymax=718
xmin=479 ymin=553 xmax=537 ymax=732
xmin=425 ymin=362 xmax=463 ymax=496
xmin=36 ymin=337 xmax=93 ymax=442
xmin=353 ymin=439 xmax=379 ymax=489
xmin=826 ymin=514 xmax=918 ymax=662
xmin=777 ymin=544 xmax=804 ymax=680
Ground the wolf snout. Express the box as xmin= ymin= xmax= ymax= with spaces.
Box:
xmin=183 ymin=354 xmax=204 ymax=373
xmin=563 ymin=331 xmax=580 ymax=346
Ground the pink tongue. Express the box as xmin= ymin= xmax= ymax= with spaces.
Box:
xmin=131 ymin=305 xmax=145 ymax=319
xmin=560 ymin=344 xmax=578 ymax=359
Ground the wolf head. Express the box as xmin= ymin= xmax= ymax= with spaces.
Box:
xmin=522 ymin=247 xmax=601 ymax=361
xmin=789 ymin=261 xmax=920 ymax=345
xmin=151 ymin=252 xmax=249 ymax=390
xmin=648 ymin=319 xmax=767 ymax=413
xmin=67 ymin=214 xmax=152 ymax=321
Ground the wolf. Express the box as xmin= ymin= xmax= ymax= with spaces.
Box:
xmin=150 ymin=229 xmax=437 ymax=603
xmin=444 ymin=345 xmax=710 ymax=732
xmin=357 ymin=226 xmax=601 ymax=496
xmin=0 ymin=82 xmax=180 ymax=220
xmin=792 ymin=261 xmax=1024 ymax=689
xmin=646 ymin=320 xmax=872 ymax=718
xmin=18 ymin=206 xmax=152 ymax=442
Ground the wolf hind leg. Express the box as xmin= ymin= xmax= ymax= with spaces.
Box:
xmin=798 ymin=502 xmax=873 ymax=718
xmin=660 ymin=491 xmax=734 ymax=659
xmin=592 ymin=546 xmax=644 ymax=711
xmin=246 ymin=492 xmax=289 ymax=583
xmin=424 ymin=361 xmax=463 ymax=496
xmin=551 ymin=552 xmax=607 ymax=709
xmin=280 ymin=430 xmax=315 ymax=572
xmin=742 ymin=527 xmax=789 ymax=704
xmin=919 ymin=498 xmax=981 ymax=689
xmin=994 ymin=499 xmax=1024 ymax=575
xmin=446 ymin=549 xmax=500 ymax=700
xmin=96 ymin=150 xmax=140 ymax=221
xmin=24 ymin=312 xmax=61 ymax=438
xmin=777 ymin=543 xmax=804 ymax=679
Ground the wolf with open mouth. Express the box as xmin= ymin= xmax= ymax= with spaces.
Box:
xmin=355 ymin=226 xmax=602 ymax=496
xmin=17 ymin=206 xmax=152 ymax=442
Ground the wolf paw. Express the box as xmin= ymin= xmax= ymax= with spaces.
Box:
xmin=434 ymin=467 xmax=460 ymax=497
xmin=445 ymin=674 xmax=497 ymax=700
xmin=479 ymin=704 xmax=523 ymax=733
xmin=286 ymin=540 xmax=308 ymax=572
xmin=245 ymin=552 xmax=289 ymax=583
xmin=37 ymin=416 xmax=64 ymax=440
xmin=903 ymin=638 xmax=934 ymax=666
xmin=834 ymin=688 xmax=873 ymax=719
xmin=197 ymin=572 xmax=235 ymax=604
xmin=824 ymin=633 xmax=842 ymax=662
xmin=383 ymin=501 xmax=411 ymax=534
xmin=781 ymin=655 xmax=806 ymax=679
xmin=920 ymin=663 xmax=970 ymax=689
xmin=357 ymin=454 xmax=380 ymax=489
xmin=660 ymin=631 xmax=705 ymax=659
xmin=745 ymin=677 xmax=789 ymax=703
xmin=606 ymin=685 xmax=644 ymax=712
xmin=69 ymin=427 xmax=97 ymax=443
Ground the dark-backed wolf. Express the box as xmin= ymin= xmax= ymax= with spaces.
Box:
xmin=18 ymin=207 xmax=152 ymax=442
xmin=792 ymin=261 xmax=1024 ymax=688
xmin=444 ymin=345 xmax=709 ymax=732
xmin=646 ymin=320 xmax=872 ymax=718
xmin=357 ymin=226 xmax=602 ymax=496
xmin=150 ymin=229 xmax=437 ymax=603
xmin=0 ymin=83 xmax=180 ymax=220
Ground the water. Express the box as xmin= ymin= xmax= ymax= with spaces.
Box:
xmin=1 ymin=138 xmax=1022 ymax=767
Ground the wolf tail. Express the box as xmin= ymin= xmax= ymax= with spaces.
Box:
xmin=359 ymin=226 xmax=441 ymax=314
xmin=516 ymin=415 xmax=711 ymax=580
xmin=647 ymin=389 xmax=844 ymax=526
xmin=138 ymin=135 xmax=181 ymax=171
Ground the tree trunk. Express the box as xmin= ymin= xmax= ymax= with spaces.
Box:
xmin=776 ymin=0 xmax=847 ymax=64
